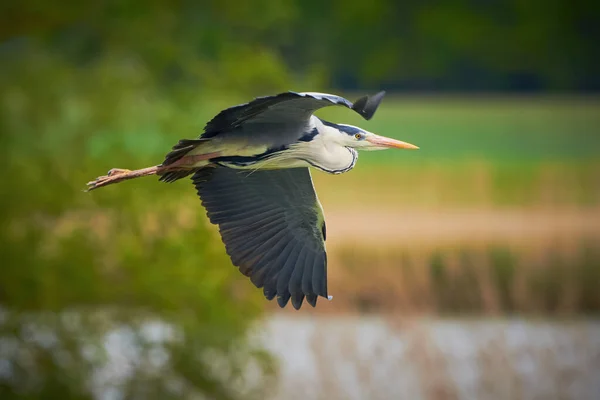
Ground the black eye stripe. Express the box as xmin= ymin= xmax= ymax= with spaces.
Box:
xmin=338 ymin=124 xmax=362 ymax=136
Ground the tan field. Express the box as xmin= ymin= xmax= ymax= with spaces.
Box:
xmin=323 ymin=207 xmax=600 ymax=248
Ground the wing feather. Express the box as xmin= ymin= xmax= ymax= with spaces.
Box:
xmin=314 ymin=253 xmax=328 ymax=297
xmin=301 ymin=249 xmax=316 ymax=296
xmin=200 ymin=91 xmax=386 ymax=142
xmin=277 ymin=243 xmax=304 ymax=297
xmin=290 ymin=246 xmax=309 ymax=299
xmin=192 ymin=166 xmax=328 ymax=309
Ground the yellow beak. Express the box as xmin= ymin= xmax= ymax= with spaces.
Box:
xmin=366 ymin=134 xmax=419 ymax=149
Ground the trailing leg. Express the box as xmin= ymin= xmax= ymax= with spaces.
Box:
xmin=86 ymin=166 xmax=160 ymax=191
xmin=85 ymin=151 xmax=221 ymax=191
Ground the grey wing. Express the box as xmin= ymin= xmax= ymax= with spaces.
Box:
xmin=192 ymin=166 xmax=328 ymax=310
xmin=201 ymin=91 xmax=386 ymax=140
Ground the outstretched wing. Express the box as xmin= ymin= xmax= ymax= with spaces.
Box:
xmin=192 ymin=166 xmax=328 ymax=310
xmin=201 ymin=91 xmax=386 ymax=139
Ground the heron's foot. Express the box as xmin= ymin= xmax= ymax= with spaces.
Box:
xmin=86 ymin=168 xmax=132 ymax=191
xmin=107 ymin=168 xmax=132 ymax=176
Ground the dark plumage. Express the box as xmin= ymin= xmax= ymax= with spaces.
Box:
xmin=192 ymin=167 xmax=327 ymax=309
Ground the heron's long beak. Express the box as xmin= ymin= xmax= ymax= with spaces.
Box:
xmin=366 ymin=134 xmax=419 ymax=150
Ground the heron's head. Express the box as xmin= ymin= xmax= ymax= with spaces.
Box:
xmin=335 ymin=123 xmax=419 ymax=151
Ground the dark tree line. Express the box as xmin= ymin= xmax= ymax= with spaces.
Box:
xmin=2 ymin=0 xmax=599 ymax=92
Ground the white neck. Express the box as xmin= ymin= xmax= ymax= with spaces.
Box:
xmin=288 ymin=118 xmax=358 ymax=174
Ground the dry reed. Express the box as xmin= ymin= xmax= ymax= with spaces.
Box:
xmin=307 ymin=238 xmax=600 ymax=316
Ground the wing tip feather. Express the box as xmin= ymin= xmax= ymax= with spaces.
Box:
xmin=306 ymin=293 xmax=318 ymax=307
xmin=291 ymin=293 xmax=305 ymax=310
xmin=352 ymin=90 xmax=386 ymax=120
xmin=277 ymin=292 xmax=291 ymax=308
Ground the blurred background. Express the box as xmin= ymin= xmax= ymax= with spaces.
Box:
xmin=1 ymin=1 xmax=599 ymax=399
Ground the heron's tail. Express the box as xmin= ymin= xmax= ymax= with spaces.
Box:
xmin=153 ymin=138 xmax=212 ymax=183
xmin=162 ymin=138 xmax=208 ymax=166
xmin=85 ymin=166 xmax=159 ymax=191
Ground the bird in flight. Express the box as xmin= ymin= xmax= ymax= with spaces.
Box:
xmin=86 ymin=91 xmax=418 ymax=309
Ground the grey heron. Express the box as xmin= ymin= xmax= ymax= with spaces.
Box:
xmin=86 ymin=91 xmax=418 ymax=310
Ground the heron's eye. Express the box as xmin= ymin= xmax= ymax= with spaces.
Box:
xmin=354 ymin=133 xmax=362 ymax=140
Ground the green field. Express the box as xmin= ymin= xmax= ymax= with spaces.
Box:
xmin=316 ymin=96 xmax=600 ymax=165
xmin=285 ymin=96 xmax=598 ymax=208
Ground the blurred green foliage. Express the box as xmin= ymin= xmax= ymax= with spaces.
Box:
xmin=2 ymin=0 xmax=598 ymax=92
xmin=0 ymin=48 xmax=273 ymax=400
